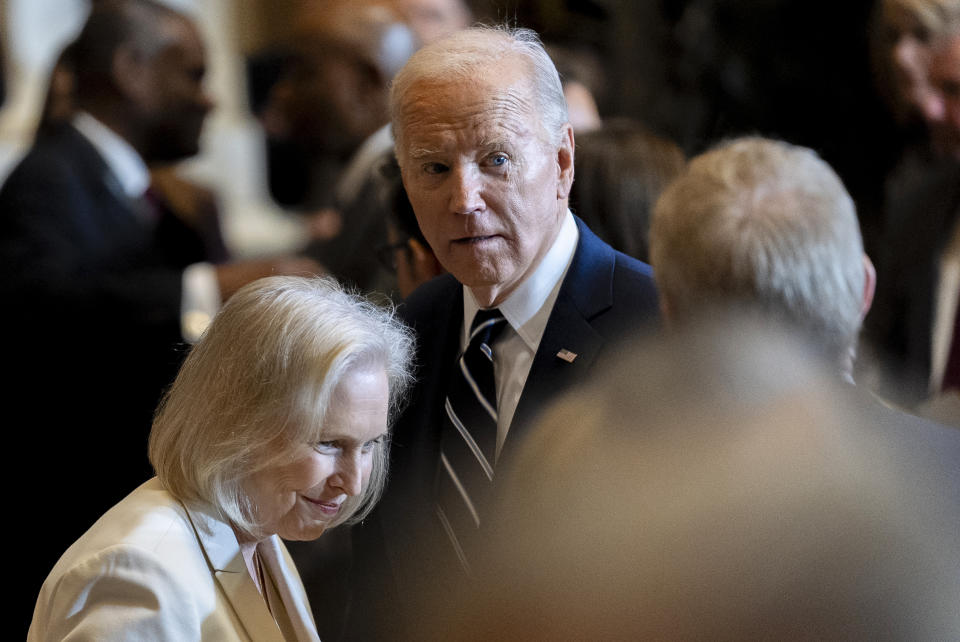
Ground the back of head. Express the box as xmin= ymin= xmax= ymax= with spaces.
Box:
xmin=390 ymin=26 xmax=568 ymax=149
xmin=650 ymin=136 xmax=867 ymax=372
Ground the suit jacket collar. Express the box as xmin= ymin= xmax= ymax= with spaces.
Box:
xmin=182 ymin=503 xmax=319 ymax=641
xmin=501 ymin=217 xmax=613 ymax=455
xmin=43 ymin=123 xmax=143 ymax=227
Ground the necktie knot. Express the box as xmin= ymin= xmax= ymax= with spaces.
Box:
xmin=469 ymin=308 xmax=506 ymax=350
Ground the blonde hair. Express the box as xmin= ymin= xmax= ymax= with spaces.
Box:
xmin=149 ymin=276 xmax=414 ymax=538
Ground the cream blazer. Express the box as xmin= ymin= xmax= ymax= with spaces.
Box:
xmin=28 ymin=478 xmax=320 ymax=641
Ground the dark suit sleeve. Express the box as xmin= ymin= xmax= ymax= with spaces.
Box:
xmin=0 ymin=148 xmax=184 ymax=328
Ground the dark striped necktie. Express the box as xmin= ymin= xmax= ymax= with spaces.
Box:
xmin=435 ymin=307 xmax=507 ymax=574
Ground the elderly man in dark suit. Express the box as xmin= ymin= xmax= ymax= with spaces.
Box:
xmin=0 ymin=2 xmax=317 ymax=633
xmin=345 ymin=26 xmax=658 ymax=639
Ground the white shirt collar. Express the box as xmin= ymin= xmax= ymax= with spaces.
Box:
xmin=73 ymin=111 xmax=151 ymax=198
xmin=464 ymin=210 xmax=579 ymax=350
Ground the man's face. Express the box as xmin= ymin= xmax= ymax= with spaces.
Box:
xmin=137 ymin=17 xmax=212 ymax=163
xmin=924 ymin=34 xmax=960 ymax=159
xmin=265 ymin=47 xmax=387 ymax=155
xmin=396 ymin=62 xmax=574 ymax=306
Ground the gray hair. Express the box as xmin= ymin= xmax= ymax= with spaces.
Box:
xmin=389 ymin=26 xmax=568 ymax=151
xmin=149 ymin=276 xmax=414 ymax=538
xmin=650 ymin=137 xmax=866 ymax=371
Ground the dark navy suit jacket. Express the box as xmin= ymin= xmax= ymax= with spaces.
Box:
xmin=346 ymin=217 xmax=659 ymax=639
xmin=0 ymin=124 xmax=209 ymax=634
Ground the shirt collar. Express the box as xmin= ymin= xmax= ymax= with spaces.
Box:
xmin=73 ymin=111 xmax=151 ymax=198
xmin=464 ymin=210 xmax=579 ymax=350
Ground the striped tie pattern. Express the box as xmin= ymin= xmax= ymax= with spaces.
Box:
xmin=435 ymin=308 xmax=507 ymax=573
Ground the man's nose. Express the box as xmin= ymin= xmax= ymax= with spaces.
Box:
xmin=449 ymin=165 xmax=484 ymax=215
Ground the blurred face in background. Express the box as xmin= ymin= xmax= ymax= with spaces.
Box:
xmin=391 ymin=0 xmax=471 ymax=45
xmin=137 ymin=16 xmax=213 ymax=163
xmin=923 ymin=33 xmax=960 ymax=158
xmin=881 ymin=1 xmax=937 ymax=120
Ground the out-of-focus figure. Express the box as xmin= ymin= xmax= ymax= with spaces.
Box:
xmin=867 ymin=4 xmax=960 ymax=409
xmin=0 ymin=3 xmax=319 ymax=633
xmin=376 ymin=157 xmax=445 ymax=298
xmin=258 ymin=0 xmax=416 ymax=292
xmin=410 ymin=320 xmax=960 ymax=640
xmin=922 ymin=27 xmax=960 ymax=158
xmin=873 ymin=0 xmax=960 ymax=126
xmin=570 ymin=118 xmax=685 ymax=262
xmin=547 ymin=43 xmax=604 ymax=134
xmin=651 ymin=136 xmax=875 ymax=378
xmin=387 ymin=0 xmax=471 ymax=46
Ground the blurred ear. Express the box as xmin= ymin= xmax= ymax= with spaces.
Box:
xmin=111 ymin=43 xmax=152 ymax=105
xmin=556 ymin=123 xmax=575 ymax=200
xmin=860 ymin=254 xmax=876 ymax=322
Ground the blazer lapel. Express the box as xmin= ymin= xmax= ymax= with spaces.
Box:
xmin=260 ymin=536 xmax=320 ymax=642
xmin=501 ymin=218 xmax=616 ymax=457
xmin=183 ymin=504 xmax=285 ymax=642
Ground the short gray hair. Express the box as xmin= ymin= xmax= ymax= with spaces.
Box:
xmin=389 ymin=26 xmax=568 ymax=151
xmin=149 ymin=276 xmax=414 ymax=538
xmin=650 ymin=137 xmax=866 ymax=371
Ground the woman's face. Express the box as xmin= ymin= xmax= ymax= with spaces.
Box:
xmin=246 ymin=364 xmax=390 ymax=541
xmin=883 ymin=3 xmax=936 ymax=116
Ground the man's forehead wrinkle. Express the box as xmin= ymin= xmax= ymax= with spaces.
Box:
xmin=401 ymin=86 xmax=537 ymax=148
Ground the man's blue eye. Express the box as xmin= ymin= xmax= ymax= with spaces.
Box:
xmin=491 ymin=154 xmax=507 ymax=166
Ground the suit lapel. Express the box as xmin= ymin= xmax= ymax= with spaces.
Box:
xmin=259 ymin=537 xmax=320 ymax=642
xmin=182 ymin=504 xmax=285 ymax=642
xmin=502 ymin=218 xmax=616 ymax=457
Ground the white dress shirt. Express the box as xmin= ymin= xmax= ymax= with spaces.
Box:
xmin=73 ymin=112 xmax=220 ymax=342
xmin=462 ymin=210 xmax=579 ymax=458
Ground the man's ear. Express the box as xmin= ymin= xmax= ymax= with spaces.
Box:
xmin=860 ymin=254 xmax=876 ymax=322
xmin=111 ymin=44 xmax=152 ymax=104
xmin=556 ymin=123 xmax=575 ymax=200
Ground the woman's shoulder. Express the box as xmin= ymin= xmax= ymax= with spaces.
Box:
xmin=29 ymin=480 xmax=225 ymax=640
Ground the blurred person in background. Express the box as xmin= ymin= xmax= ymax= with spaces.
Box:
xmin=872 ymin=0 xmax=960 ymax=127
xmin=259 ymin=0 xmax=417 ymax=292
xmin=29 ymin=276 xmax=413 ymax=641
xmin=376 ymin=156 xmax=445 ymax=299
xmin=570 ymin=118 xmax=685 ymax=262
xmin=388 ymin=0 xmax=471 ymax=46
xmin=867 ymin=2 xmax=960 ymax=409
xmin=651 ymin=136 xmax=875 ymax=379
xmin=408 ymin=319 xmax=960 ymax=640
xmin=0 ymin=2 xmax=319 ymax=632
xmin=922 ymin=26 xmax=960 ymax=159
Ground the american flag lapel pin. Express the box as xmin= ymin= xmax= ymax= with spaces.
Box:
xmin=556 ymin=348 xmax=578 ymax=363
